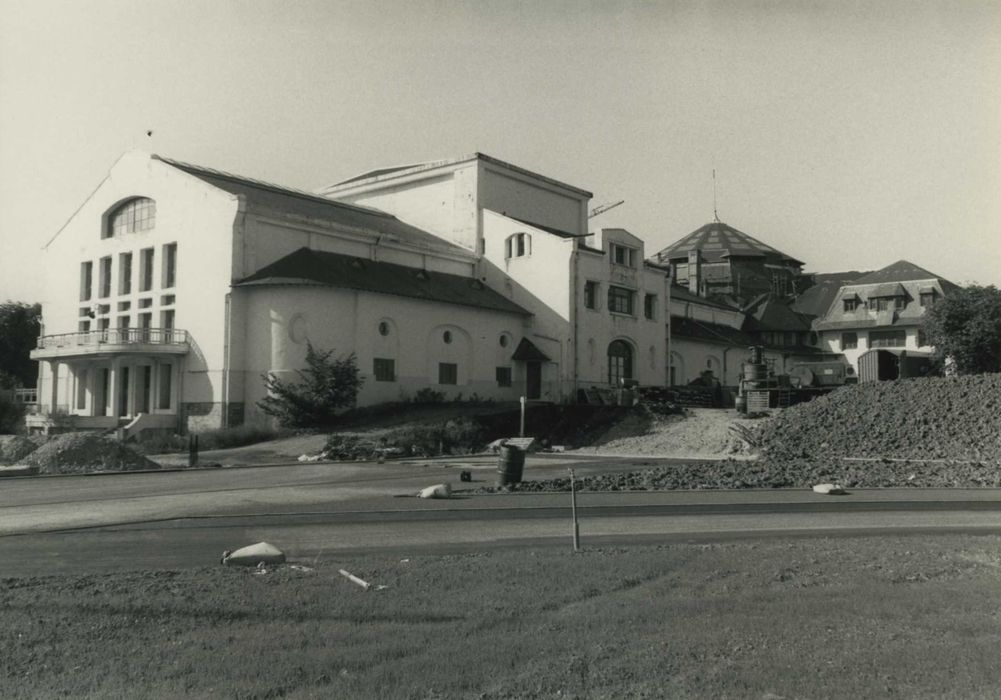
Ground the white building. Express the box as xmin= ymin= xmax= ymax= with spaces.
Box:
xmin=29 ymin=151 xmax=668 ymax=434
xmin=811 ymin=260 xmax=957 ymax=370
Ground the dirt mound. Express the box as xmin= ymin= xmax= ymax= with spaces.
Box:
xmin=573 ymin=408 xmax=754 ymax=458
xmin=0 ymin=435 xmax=38 ymax=464
xmin=756 ymin=374 xmax=1001 ymax=463
xmin=24 ymin=432 xmax=160 ymax=474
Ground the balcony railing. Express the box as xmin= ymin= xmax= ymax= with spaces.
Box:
xmin=36 ymin=328 xmax=188 ymax=350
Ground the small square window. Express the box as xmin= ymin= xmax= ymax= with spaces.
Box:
xmin=496 ymin=367 xmax=512 ymax=387
xmin=611 ymin=244 xmax=636 ymax=268
xmin=438 ymin=362 xmax=458 ymax=385
xmin=841 ymin=332 xmax=858 ymax=350
xmin=608 ymin=286 xmax=634 ymax=315
xmin=374 ymin=358 xmax=395 ymax=382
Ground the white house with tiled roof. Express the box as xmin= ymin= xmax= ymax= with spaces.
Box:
xmin=812 ymin=260 xmax=958 ymax=370
xmin=29 ymin=151 xmax=667 ymax=434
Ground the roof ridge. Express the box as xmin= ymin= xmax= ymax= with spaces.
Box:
xmin=153 ymin=154 xmax=394 ymax=219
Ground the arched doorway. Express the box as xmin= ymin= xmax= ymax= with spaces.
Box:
xmin=607 ymin=340 xmax=633 ymax=386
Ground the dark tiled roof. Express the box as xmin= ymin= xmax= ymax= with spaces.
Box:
xmin=743 ymin=298 xmax=813 ymax=332
xmin=511 ymin=337 xmax=551 ymax=361
xmin=670 ymin=285 xmax=741 ymax=312
xmin=652 ymin=221 xmax=804 ymax=266
xmin=851 ymin=260 xmax=953 ymax=286
xmin=235 ymin=248 xmax=531 ymax=316
xmin=791 ymin=271 xmax=864 ymax=317
xmin=154 ymin=155 xmax=459 ymax=254
xmin=671 ymin=316 xmax=757 ymax=346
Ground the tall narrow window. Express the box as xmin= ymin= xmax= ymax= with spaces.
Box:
xmin=99 ymin=257 xmax=112 ymax=298
xmin=608 ymin=340 xmax=634 ymax=385
xmin=161 ymin=309 xmax=175 ymax=331
xmin=140 ymin=248 xmax=154 ymax=292
xmin=584 ymin=281 xmax=598 ymax=310
xmin=157 ymin=363 xmax=172 ymax=409
xmin=80 ymin=261 xmax=93 ymax=301
xmin=118 ymin=252 xmax=133 ymax=295
xmin=162 ymin=243 xmax=177 ymax=288
xmin=644 ymin=293 xmax=657 ymax=320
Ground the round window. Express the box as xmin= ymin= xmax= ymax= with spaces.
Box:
xmin=443 ymin=330 xmax=452 ymax=344
xmin=378 ymin=321 xmax=390 ymax=336
xmin=499 ymin=334 xmax=509 ymax=348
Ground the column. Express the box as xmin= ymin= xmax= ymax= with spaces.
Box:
xmin=107 ymin=358 xmax=120 ymax=419
xmin=47 ymin=361 xmax=59 ymax=413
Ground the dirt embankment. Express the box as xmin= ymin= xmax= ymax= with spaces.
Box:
xmin=572 ymin=408 xmax=754 ymax=459
xmin=23 ymin=433 xmax=159 ymax=475
xmin=755 ymin=374 xmax=1001 ymax=463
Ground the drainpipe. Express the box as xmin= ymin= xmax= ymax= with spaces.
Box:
xmin=570 ymin=244 xmax=579 ymax=403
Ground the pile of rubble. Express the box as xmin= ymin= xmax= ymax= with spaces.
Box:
xmin=23 ymin=432 xmax=160 ymax=475
xmin=0 ymin=435 xmax=38 ymax=464
xmin=755 ymin=374 xmax=1001 ymax=463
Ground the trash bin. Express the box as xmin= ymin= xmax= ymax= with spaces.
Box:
xmin=497 ymin=443 xmax=525 ymax=486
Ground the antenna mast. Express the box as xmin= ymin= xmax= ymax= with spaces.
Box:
xmin=712 ymin=168 xmax=720 ymax=223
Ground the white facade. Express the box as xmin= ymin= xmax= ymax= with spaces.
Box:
xmin=324 ymin=154 xmax=669 ymax=402
xmin=30 ymin=151 xmax=669 ymax=433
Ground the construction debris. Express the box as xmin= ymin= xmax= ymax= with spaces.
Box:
xmin=221 ymin=542 xmax=286 ymax=567
xmin=418 ymin=483 xmax=452 ymax=499
xmin=339 ymin=569 xmax=371 ymax=589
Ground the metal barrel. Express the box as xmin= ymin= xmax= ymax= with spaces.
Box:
xmin=743 ymin=363 xmax=768 ymax=382
xmin=497 ymin=444 xmax=525 ymax=486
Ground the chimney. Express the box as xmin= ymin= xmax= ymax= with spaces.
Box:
xmin=687 ymin=250 xmax=701 ymax=296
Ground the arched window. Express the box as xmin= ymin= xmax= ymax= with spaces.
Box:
xmin=504 ymin=232 xmax=531 ymax=259
xmin=607 ymin=340 xmax=633 ymax=385
xmin=105 ymin=198 xmax=156 ymax=238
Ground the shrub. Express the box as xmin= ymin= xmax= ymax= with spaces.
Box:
xmin=0 ymin=392 xmax=25 ymax=434
xmin=412 ymin=387 xmax=446 ymax=404
xmin=258 ymin=343 xmax=363 ymax=428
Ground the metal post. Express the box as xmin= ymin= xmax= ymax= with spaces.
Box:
xmin=519 ymin=396 xmax=526 ymax=438
xmin=188 ymin=434 xmax=198 ymax=468
xmin=569 ymin=468 xmax=580 ymax=552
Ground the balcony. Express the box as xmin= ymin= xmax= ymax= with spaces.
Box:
xmin=30 ymin=328 xmax=189 ymax=360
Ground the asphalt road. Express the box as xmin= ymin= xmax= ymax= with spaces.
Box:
xmin=3 ymin=454 xmax=1001 ymax=576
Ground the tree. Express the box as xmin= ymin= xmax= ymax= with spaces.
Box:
xmin=922 ymin=285 xmax=1001 ymax=374
xmin=257 ymin=343 xmax=364 ymax=427
xmin=0 ymin=301 xmax=42 ymax=389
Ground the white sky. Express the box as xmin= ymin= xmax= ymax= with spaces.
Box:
xmin=1 ymin=0 xmax=999 ymax=303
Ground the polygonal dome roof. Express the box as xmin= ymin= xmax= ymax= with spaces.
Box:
xmin=653 ymin=221 xmax=804 ymax=267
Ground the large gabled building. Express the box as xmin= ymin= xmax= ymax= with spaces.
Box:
xmin=29 ymin=151 xmax=668 ymax=434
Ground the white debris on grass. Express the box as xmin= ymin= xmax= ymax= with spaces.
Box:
xmin=418 ymin=483 xmax=452 ymax=499
xmin=812 ymin=483 xmax=847 ymax=495
xmin=221 ymin=541 xmax=287 ymax=566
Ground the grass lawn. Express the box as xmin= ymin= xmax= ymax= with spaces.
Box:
xmin=3 ymin=535 xmax=1001 ymax=699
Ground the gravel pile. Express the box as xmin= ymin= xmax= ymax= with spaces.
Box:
xmin=0 ymin=435 xmax=38 ymax=464
xmin=480 ymin=457 xmax=1001 ymax=493
xmin=756 ymin=374 xmax=1001 ymax=463
xmin=23 ymin=432 xmax=160 ymax=474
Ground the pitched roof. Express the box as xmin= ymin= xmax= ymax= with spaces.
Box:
xmin=851 ymin=260 xmax=952 ymax=286
xmin=652 ymin=221 xmax=804 ymax=266
xmin=742 ymin=298 xmax=813 ymax=332
xmin=790 ymin=271 xmax=865 ymax=317
xmin=671 ymin=316 xmax=758 ymax=346
xmin=670 ymin=284 xmax=741 ymax=312
xmin=235 ymin=247 xmax=531 ymax=316
xmin=511 ymin=338 xmax=551 ymax=362
xmin=323 ymin=152 xmax=593 ymax=197
xmin=154 ymin=155 xmax=461 ymax=255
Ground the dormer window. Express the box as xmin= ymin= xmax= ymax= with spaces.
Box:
xmin=105 ymin=197 xmax=156 ymax=238
xmin=842 ymin=296 xmax=860 ymax=312
xmin=505 ymin=232 xmax=531 ymax=259
xmin=610 ymin=243 xmax=637 ymax=268
xmin=919 ymin=289 xmax=937 ymax=307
